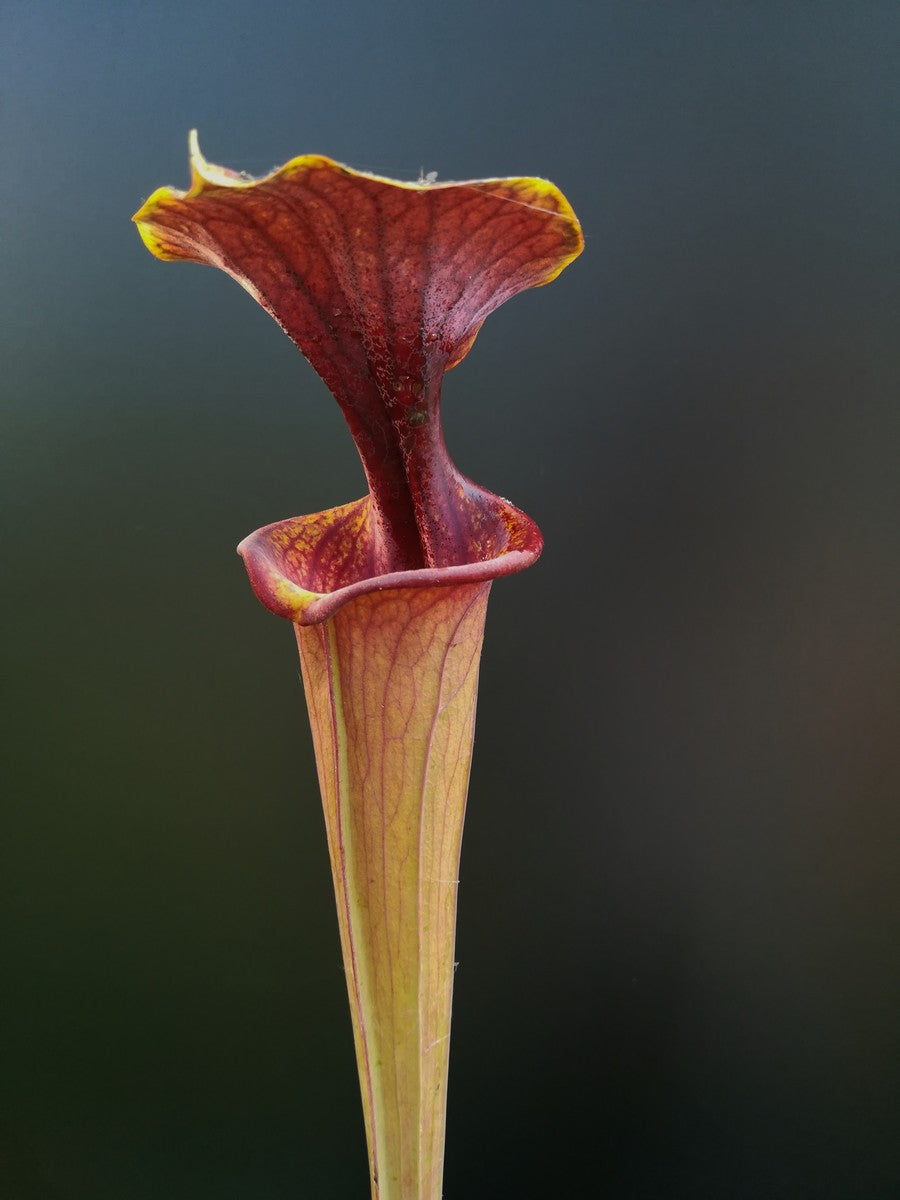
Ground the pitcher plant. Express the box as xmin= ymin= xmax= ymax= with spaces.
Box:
xmin=134 ymin=132 xmax=582 ymax=1199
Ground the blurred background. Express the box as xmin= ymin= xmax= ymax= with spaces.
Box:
xmin=2 ymin=2 xmax=899 ymax=1196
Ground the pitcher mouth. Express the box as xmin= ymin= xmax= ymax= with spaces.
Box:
xmin=237 ymin=492 xmax=543 ymax=625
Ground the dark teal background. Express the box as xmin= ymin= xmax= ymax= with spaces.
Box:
xmin=3 ymin=2 xmax=899 ymax=1196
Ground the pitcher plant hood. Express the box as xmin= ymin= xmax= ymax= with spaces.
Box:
xmin=133 ymin=132 xmax=583 ymax=619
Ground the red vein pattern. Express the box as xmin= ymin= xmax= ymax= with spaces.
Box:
xmin=134 ymin=139 xmax=582 ymax=1200
xmin=134 ymin=139 xmax=582 ymax=589
xmin=298 ymin=583 xmax=489 ymax=1200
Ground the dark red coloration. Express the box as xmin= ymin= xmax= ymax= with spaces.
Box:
xmin=135 ymin=156 xmax=582 ymax=578
xmin=237 ymin=491 xmax=542 ymax=625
